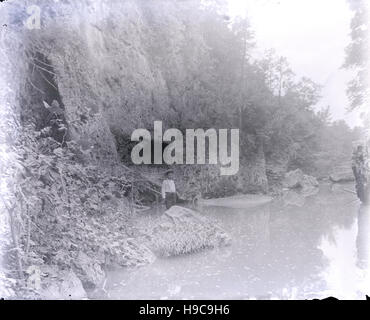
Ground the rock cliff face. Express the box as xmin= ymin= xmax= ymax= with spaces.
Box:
xmin=15 ymin=0 xmax=207 ymax=163
xmin=5 ymin=0 xmax=269 ymax=192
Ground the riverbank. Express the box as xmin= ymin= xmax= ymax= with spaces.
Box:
xmin=4 ymin=153 xmax=354 ymax=300
xmin=4 ymin=175 xmax=361 ymax=300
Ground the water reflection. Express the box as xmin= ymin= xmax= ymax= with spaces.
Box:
xmin=356 ymin=205 xmax=370 ymax=269
xmin=318 ymin=204 xmax=370 ymax=299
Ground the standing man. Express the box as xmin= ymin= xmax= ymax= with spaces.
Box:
xmin=161 ymin=170 xmax=177 ymax=209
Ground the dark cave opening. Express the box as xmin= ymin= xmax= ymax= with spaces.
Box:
xmin=21 ymin=52 xmax=69 ymax=145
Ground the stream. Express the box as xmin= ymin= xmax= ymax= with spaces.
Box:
xmin=91 ymin=182 xmax=370 ymax=300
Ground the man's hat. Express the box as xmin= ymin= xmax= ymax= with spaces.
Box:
xmin=164 ymin=169 xmax=174 ymax=176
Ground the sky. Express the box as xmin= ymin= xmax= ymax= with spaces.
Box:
xmin=228 ymin=0 xmax=363 ymax=128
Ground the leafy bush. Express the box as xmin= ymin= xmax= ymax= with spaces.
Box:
xmin=3 ymin=104 xmax=155 ymax=290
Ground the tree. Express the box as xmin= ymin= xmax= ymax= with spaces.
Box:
xmin=344 ymin=0 xmax=369 ymax=113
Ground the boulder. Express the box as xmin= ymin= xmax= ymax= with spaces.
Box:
xmin=300 ymin=175 xmax=319 ymax=196
xmin=283 ymin=169 xmax=319 ymax=191
xmin=0 ymin=272 xmax=15 ymax=298
xmin=301 ymin=174 xmax=319 ymax=189
xmin=283 ymin=169 xmax=304 ymax=188
xmin=148 ymin=206 xmax=231 ymax=257
xmin=329 ymin=169 xmax=354 ymax=183
xmin=282 ymin=175 xmax=319 ymax=205
xmin=105 ymin=239 xmax=156 ymax=268
xmin=28 ymin=265 xmax=87 ymax=299
xmin=72 ymin=252 xmax=105 ymax=289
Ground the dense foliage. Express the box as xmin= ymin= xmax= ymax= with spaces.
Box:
xmin=344 ymin=0 xmax=369 ymax=113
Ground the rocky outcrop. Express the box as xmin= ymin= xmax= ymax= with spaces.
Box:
xmin=104 ymin=239 xmax=156 ymax=268
xmin=147 ymin=206 xmax=231 ymax=257
xmin=329 ymin=167 xmax=355 ymax=183
xmin=0 ymin=272 xmax=14 ymax=299
xmin=72 ymin=252 xmax=106 ymax=289
xmin=283 ymin=169 xmax=319 ymax=190
xmin=300 ymin=174 xmax=319 ymax=195
xmin=14 ymin=0 xmax=209 ymax=165
xmin=26 ymin=265 xmax=87 ymax=299
xmin=283 ymin=169 xmax=304 ymax=188
xmin=281 ymin=170 xmax=319 ymax=206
